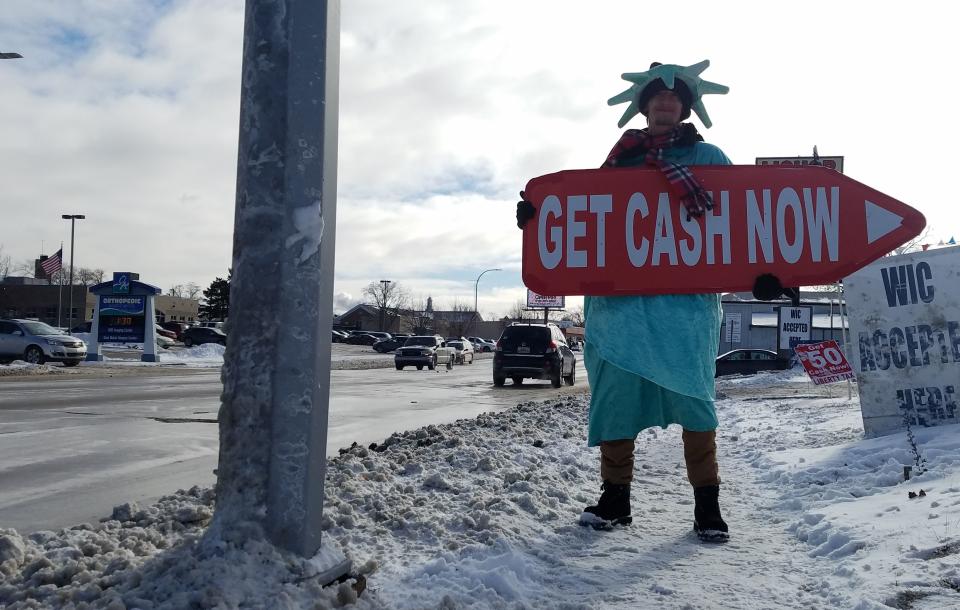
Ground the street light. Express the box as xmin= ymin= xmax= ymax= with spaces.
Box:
xmin=61 ymin=214 xmax=86 ymax=332
xmin=474 ymin=268 xmax=501 ymax=315
xmin=378 ymin=279 xmax=392 ymax=331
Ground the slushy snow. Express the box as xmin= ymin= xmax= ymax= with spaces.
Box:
xmin=2 ymin=369 xmax=959 ymax=608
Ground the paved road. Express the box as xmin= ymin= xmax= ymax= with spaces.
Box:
xmin=0 ymin=358 xmax=587 ymax=533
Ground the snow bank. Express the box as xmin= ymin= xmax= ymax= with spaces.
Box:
xmin=0 ymin=361 xmax=70 ymax=377
xmin=3 ymin=373 xmax=960 ymax=608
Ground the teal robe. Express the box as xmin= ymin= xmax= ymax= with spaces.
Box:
xmin=585 ymin=141 xmax=732 ymax=446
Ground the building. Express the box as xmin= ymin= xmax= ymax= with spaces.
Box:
xmin=335 ymin=301 xmax=489 ymax=338
xmin=0 ymin=276 xmax=199 ymax=327
xmin=718 ymin=290 xmax=849 ymax=355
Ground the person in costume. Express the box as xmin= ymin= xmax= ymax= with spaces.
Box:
xmin=517 ymin=60 xmax=732 ymax=542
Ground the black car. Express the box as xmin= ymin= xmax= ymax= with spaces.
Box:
xmin=372 ymin=337 xmax=407 ymax=353
xmin=182 ymin=326 xmax=227 ymax=347
xmin=345 ymin=333 xmax=379 ymax=346
xmin=493 ymin=323 xmax=576 ymax=388
xmin=714 ymin=349 xmax=790 ymax=377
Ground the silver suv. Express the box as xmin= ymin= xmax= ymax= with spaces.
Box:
xmin=0 ymin=319 xmax=87 ymax=366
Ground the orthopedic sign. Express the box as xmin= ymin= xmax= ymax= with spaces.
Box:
xmin=845 ymin=246 xmax=960 ymax=437
xmin=521 ymin=165 xmax=925 ymax=295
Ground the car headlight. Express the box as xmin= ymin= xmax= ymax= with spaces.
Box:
xmin=44 ymin=338 xmax=63 ymax=346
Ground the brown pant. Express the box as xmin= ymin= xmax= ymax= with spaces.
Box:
xmin=600 ymin=430 xmax=720 ymax=487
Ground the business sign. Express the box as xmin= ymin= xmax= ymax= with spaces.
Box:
xmin=756 ymin=156 xmax=844 ymax=173
xmin=724 ymin=312 xmax=741 ymax=343
xmin=794 ymin=340 xmax=854 ymax=385
xmin=520 ymin=165 xmax=925 ymax=296
xmin=526 ymin=290 xmax=564 ymax=309
xmin=112 ymin=272 xmax=131 ymax=294
xmin=97 ymin=295 xmax=147 ymax=343
xmin=778 ymin=306 xmax=812 ymax=349
xmin=845 ymin=246 xmax=960 ymax=437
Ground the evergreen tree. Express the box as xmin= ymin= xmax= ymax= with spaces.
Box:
xmin=199 ymin=271 xmax=231 ymax=320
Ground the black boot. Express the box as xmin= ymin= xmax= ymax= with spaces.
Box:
xmin=693 ymin=485 xmax=729 ymax=542
xmin=579 ymin=481 xmax=632 ymax=529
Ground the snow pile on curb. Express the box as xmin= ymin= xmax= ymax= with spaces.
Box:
xmin=3 ymin=373 xmax=960 ymax=608
xmin=158 ymin=343 xmax=226 ymax=367
xmin=0 ymin=361 xmax=70 ymax=377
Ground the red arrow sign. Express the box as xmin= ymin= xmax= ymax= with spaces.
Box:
xmin=521 ymin=165 xmax=925 ymax=296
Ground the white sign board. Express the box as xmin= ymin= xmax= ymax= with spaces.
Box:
xmin=755 ymin=155 xmax=844 ymax=173
xmin=527 ymin=290 xmax=564 ymax=309
xmin=724 ymin=313 xmax=741 ymax=343
xmin=845 ymin=246 xmax=960 ymax=437
xmin=777 ymin=306 xmax=812 ymax=349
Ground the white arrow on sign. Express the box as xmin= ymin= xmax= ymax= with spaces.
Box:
xmin=865 ymin=200 xmax=904 ymax=244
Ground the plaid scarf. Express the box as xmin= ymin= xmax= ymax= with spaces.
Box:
xmin=602 ymin=123 xmax=714 ymax=220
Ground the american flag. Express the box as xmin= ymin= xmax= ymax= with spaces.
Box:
xmin=40 ymin=248 xmax=62 ymax=276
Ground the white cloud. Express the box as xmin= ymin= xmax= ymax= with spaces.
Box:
xmin=2 ymin=1 xmax=958 ymax=320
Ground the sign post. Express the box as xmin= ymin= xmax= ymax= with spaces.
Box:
xmin=86 ymin=273 xmax=160 ymax=362
xmin=845 ymin=246 xmax=960 ymax=437
xmin=212 ymin=0 xmax=347 ymax=576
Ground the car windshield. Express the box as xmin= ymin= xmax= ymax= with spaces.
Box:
xmin=20 ymin=321 xmax=64 ymax=336
xmin=448 ymin=341 xmax=464 ymax=348
xmin=403 ymin=336 xmax=437 ymax=347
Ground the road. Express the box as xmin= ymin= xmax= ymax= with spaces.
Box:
xmin=0 ymin=357 xmax=587 ymax=533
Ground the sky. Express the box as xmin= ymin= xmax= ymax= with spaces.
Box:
xmin=1 ymin=1 xmax=958 ymax=319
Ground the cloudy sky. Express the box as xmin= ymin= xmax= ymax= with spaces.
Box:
xmin=1 ymin=1 xmax=957 ymax=319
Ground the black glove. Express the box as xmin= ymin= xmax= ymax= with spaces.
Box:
xmin=752 ymin=273 xmax=784 ymax=301
xmin=516 ymin=191 xmax=535 ymax=229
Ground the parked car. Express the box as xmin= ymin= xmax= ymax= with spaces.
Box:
xmin=71 ymin=321 xmax=93 ymax=334
xmin=372 ymin=337 xmax=408 ymax=353
xmin=445 ymin=340 xmax=474 ymax=364
xmin=161 ymin=321 xmax=191 ymax=341
xmin=345 ymin=333 xmax=379 ymax=346
xmin=493 ymin=323 xmax=576 ymax=388
xmin=0 ymin=318 xmax=87 ymax=366
xmin=331 ymin=329 xmax=350 ymax=343
xmin=469 ymin=337 xmax=495 ymax=353
xmin=182 ymin=326 xmax=227 ymax=347
xmin=715 ymin=349 xmax=790 ymax=377
xmin=155 ymin=334 xmax=175 ymax=349
xmin=155 ymin=324 xmax=177 ymax=340
xmin=394 ymin=335 xmax=446 ymax=370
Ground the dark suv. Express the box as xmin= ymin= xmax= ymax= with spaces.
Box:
xmin=493 ymin=323 xmax=576 ymax=388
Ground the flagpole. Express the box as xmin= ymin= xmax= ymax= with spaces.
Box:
xmin=57 ymin=243 xmax=64 ymax=329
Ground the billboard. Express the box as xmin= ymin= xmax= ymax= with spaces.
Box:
xmin=845 ymin=246 xmax=960 ymax=437
xmin=526 ymin=290 xmax=564 ymax=309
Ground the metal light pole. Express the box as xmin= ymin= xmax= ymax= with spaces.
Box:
xmin=474 ymin=268 xmax=501 ymax=314
xmin=378 ymin=279 xmax=391 ymax=331
xmin=214 ymin=0 xmax=344 ymax=567
xmin=61 ymin=214 xmax=85 ymax=332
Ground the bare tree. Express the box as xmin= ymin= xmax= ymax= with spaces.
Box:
xmin=561 ymin=305 xmax=585 ymax=327
xmin=445 ymin=298 xmax=476 ymax=338
xmin=185 ymin=282 xmax=202 ymax=300
xmin=169 ymin=285 xmax=185 ymax=297
xmin=76 ymin=268 xmax=104 ymax=286
xmin=363 ymin=280 xmax=409 ymax=332
xmin=507 ymin=299 xmax=536 ymax=321
xmin=0 ymin=245 xmax=11 ymax=279
xmin=888 ymin=226 xmax=934 ymax=256
xmin=407 ymin=297 xmax=435 ymax=335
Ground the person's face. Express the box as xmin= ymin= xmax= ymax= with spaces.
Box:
xmin=645 ymin=89 xmax=683 ymax=133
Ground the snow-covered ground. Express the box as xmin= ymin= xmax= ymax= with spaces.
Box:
xmin=2 ymin=369 xmax=959 ymax=609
